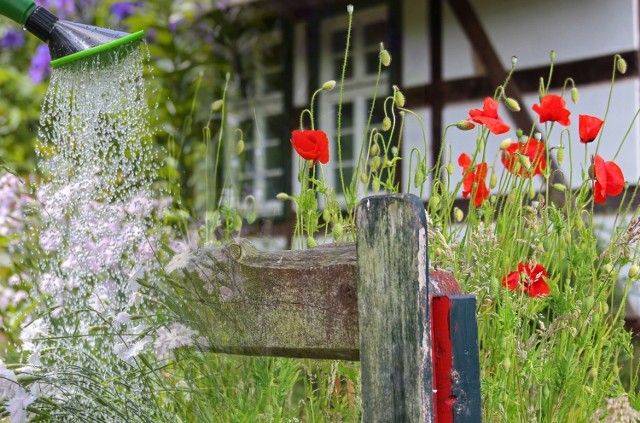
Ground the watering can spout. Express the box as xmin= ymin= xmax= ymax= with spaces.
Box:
xmin=0 ymin=0 xmax=144 ymax=68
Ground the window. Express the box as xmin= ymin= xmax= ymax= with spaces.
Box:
xmin=230 ymin=27 xmax=287 ymax=217
xmin=318 ymin=5 xmax=390 ymax=200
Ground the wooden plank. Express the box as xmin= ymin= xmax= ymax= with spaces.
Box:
xmin=449 ymin=295 xmax=482 ymax=422
xmin=172 ymin=239 xmax=459 ymax=360
xmin=355 ymin=194 xmax=434 ymax=422
xmin=173 ymin=239 xmax=360 ymax=360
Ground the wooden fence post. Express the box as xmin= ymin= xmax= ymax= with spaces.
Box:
xmin=175 ymin=193 xmax=482 ymax=421
xmin=356 ymin=194 xmax=434 ymax=422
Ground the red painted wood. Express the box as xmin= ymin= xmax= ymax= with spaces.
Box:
xmin=432 ymin=295 xmax=454 ymax=423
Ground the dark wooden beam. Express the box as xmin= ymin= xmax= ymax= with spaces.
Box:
xmin=429 ymin=0 xmax=444 ymax=172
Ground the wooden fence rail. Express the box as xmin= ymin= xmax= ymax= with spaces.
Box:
xmin=174 ymin=194 xmax=481 ymax=422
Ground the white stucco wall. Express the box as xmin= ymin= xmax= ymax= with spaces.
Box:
xmin=401 ymin=0 xmax=638 ymax=82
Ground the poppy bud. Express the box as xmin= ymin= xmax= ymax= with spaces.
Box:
xmin=588 ymin=367 xmax=598 ymax=379
xmin=276 ymin=193 xmax=291 ymax=201
xmin=617 ymin=57 xmax=628 ymax=74
xmin=588 ymin=165 xmax=595 ymax=180
xmin=454 ymin=207 xmax=464 ymax=222
xmin=236 ymin=139 xmax=245 ymax=155
xmin=602 ymin=263 xmax=614 ymax=274
xmin=394 ymin=88 xmax=406 ymax=108
xmin=380 ymin=48 xmax=392 ymax=67
xmin=414 ymin=169 xmax=426 ymax=188
xmin=372 ymin=178 xmax=381 ymax=193
xmin=307 ymin=237 xmax=317 ymax=248
xmin=516 ymin=129 xmax=524 ymax=138
xmin=499 ymin=138 xmax=512 ymax=150
xmin=447 ymin=163 xmax=455 ymax=175
xmin=369 ymin=143 xmax=380 ymax=156
xmin=455 ymin=120 xmax=475 ymax=131
xmin=322 ymin=80 xmax=336 ymax=91
xmin=211 ymin=99 xmax=224 ymax=112
xmin=584 ymin=295 xmax=595 ymax=310
xmin=392 ymin=147 xmax=399 ymax=157
xmin=596 ymin=300 xmax=609 ymax=314
xmin=552 ymin=183 xmax=566 ymax=193
xmin=534 ymin=132 xmax=542 ymax=141
xmin=489 ymin=171 xmax=498 ymax=189
xmin=332 ymin=223 xmax=344 ymax=241
xmin=246 ymin=210 xmax=256 ymax=225
xmin=360 ymin=172 xmax=368 ymax=184
xmin=518 ymin=155 xmax=532 ymax=171
xmin=490 ymin=195 xmax=497 ymax=204
xmin=511 ymin=56 xmax=518 ymax=66
xmin=629 ymin=264 xmax=640 ymax=279
xmin=502 ymin=357 xmax=512 ymax=372
xmin=382 ymin=116 xmax=392 ymax=131
xmin=505 ymin=97 xmax=521 ymax=112
xmin=556 ymin=147 xmax=565 ymax=165
xmin=550 ymin=50 xmax=556 ymax=61
xmin=435 ymin=248 xmax=444 ymax=257
xmin=430 ymin=194 xmax=440 ymax=209
xmin=371 ymin=156 xmax=381 ymax=171
xmin=347 ymin=4 xmax=354 ymax=14
xmin=571 ymin=87 xmax=579 ymax=104
xmin=322 ymin=208 xmax=331 ymax=223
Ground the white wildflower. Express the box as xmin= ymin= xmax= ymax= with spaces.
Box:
xmin=0 ymin=367 xmax=20 ymax=400
xmin=115 ymin=312 xmax=131 ymax=326
xmin=6 ymin=386 xmax=36 ymax=423
xmin=114 ymin=338 xmax=149 ymax=364
xmin=154 ymin=323 xmax=198 ymax=359
xmin=166 ymin=250 xmax=192 ymax=273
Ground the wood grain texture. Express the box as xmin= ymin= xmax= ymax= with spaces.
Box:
xmin=172 ymin=239 xmax=459 ymax=361
xmin=355 ymin=194 xmax=435 ymax=423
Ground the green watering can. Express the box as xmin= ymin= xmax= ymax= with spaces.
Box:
xmin=0 ymin=0 xmax=143 ymax=68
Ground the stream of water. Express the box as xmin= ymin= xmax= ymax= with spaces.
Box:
xmin=24 ymin=40 xmax=166 ymax=421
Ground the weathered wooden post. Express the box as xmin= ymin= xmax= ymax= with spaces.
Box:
xmin=355 ymin=194 xmax=481 ymax=423
xmin=174 ymin=193 xmax=481 ymax=422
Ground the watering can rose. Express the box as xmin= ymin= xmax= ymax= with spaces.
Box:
xmin=291 ymin=130 xmax=330 ymax=165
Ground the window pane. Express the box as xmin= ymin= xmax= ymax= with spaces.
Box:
xmin=334 ymin=56 xmax=353 ymax=80
xmin=365 ymin=50 xmax=381 ymax=75
xmin=335 ymin=102 xmax=354 ymax=129
xmin=263 ymin=70 xmax=283 ymax=95
xmin=265 ymin=174 xmax=286 ymax=200
xmin=339 ymin=134 xmax=355 ymax=161
xmin=335 ymin=165 xmax=355 ymax=193
xmin=266 ymin=145 xmax=284 ymax=170
xmin=332 ymin=30 xmax=348 ymax=54
xmin=265 ymin=115 xmax=282 ymax=141
xmin=367 ymin=97 xmax=386 ymax=127
xmin=364 ymin=21 xmax=388 ymax=48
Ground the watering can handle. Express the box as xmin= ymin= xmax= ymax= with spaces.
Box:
xmin=0 ymin=0 xmax=37 ymax=26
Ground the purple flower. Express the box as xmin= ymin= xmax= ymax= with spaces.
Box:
xmin=36 ymin=0 xmax=76 ymax=19
xmin=1 ymin=29 xmax=25 ymax=48
xmin=110 ymin=2 xmax=142 ymax=23
xmin=29 ymin=45 xmax=51 ymax=84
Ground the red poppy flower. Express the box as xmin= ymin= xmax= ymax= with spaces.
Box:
xmin=290 ymin=130 xmax=330 ymax=166
xmin=532 ymin=94 xmax=571 ymax=126
xmin=579 ymin=114 xmax=604 ymax=143
xmin=500 ymin=137 xmax=547 ymax=177
xmin=458 ymin=153 xmax=490 ymax=207
xmin=592 ymin=154 xmax=624 ymax=204
xmin=467 ymin=97 xmax=510 ymax=135
xmin=502 ymin=262 xmax=550 ymax=298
